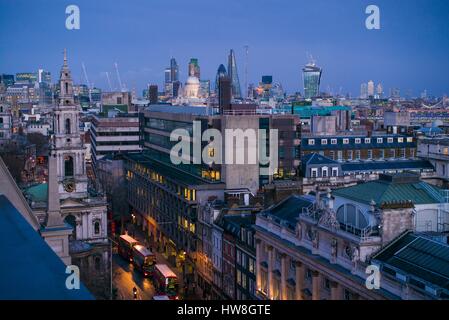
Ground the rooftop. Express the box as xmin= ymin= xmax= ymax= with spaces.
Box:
xmin=372 ymin=231 xmax=449 ymax=296
xmin=0 ymin=194 xmax=93 ymax=300
xmin=333 ymin=173 xmax=443 ymax=205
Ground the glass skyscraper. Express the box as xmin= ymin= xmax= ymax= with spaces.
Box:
xmin=302 ymin=62 xmax=322 ymax=99
xmin=170 ymin=58 xmax=179 ymax=82
xmin=215 ymin=64 xmax=227 ymax=94
xmin=227 ymin=49 xmax=242 ymax=99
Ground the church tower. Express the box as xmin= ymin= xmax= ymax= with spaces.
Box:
xmin=53 ymin=49 xmax=88 ymax=200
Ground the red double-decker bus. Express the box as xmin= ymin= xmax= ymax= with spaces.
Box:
xmin=118 ymin=234 xmax=139 ymax=262
xmin=153 ymin=264 xmax=179 ymax=300
xmin=132 ymin=244 xmax=156 ymax=277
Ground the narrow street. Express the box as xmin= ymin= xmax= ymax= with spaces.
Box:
xmin=111 ymin=224 xmax=201 ymax=300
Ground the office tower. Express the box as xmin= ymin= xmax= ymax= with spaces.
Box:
xmin=218 ymin=76 xmax=232 ymax=113
xmin=170 ymin=58 xmax=179 ymax=82
xmin=164 ymin=68 xmax=171 ymax=84
xmin=188 ymin=58 xmax=200 ymax=79
xmin=149 ymin=84 xmax=158 ymax=104
xmin=172 ymin=80 xmax=181 ymax=98
xmin=376 ymin=83 xmax=383 ymax=98
xmin=227 ymin=49 xmax=242 ymax=99
xmin=302 ymin=61 xmax=322 ymax=99
xmin=367 ymin=80 xmax=375 ymax=97
xmin=16 ymin=72 xmax=37 ymax=84
xmin=215 ymin=64 xmax=227 ymax=94
xmin=0 ymin=74 xmax=14 ymax=87
xmin=38 ymin=69 xmax=51 ymax=84
xmin=199 ymin=80 xmax=210 ymax=98
xmin=360 ymin=83 xmax=368 ymax=99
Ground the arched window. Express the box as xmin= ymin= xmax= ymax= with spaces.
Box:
xmin=64 ymin=215 xmax=77 ymax=239
xmin=94 ymin=256 xmax=101 ymax=271
xmin=65 ymin=118 xmax=71 ymax=134
xmin=64 ymin=155 xmax=74 ymax=177
xmin=94 ymin=220 xmax=101 ymax=235
xmin=336 ymin=204 xmax=369 ymax=235
xmin=65 ymin=82 xmax=69 ymax=95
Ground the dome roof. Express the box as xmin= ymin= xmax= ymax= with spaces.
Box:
xmin=186 ymin=76 xmax=200 ymax=85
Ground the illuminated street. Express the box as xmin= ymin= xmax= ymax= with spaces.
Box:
xmin=112 ymin=252 xmax=155 ymax=300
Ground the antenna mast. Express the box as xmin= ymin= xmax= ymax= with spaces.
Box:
xmin=244 ymin=45 xmax=249 ymax=100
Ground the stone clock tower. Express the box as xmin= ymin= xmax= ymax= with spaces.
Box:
xmin=53 ymin=49 xmax=88 ymax=199
xmin=46 ymin=50 xmax=108 ymax=244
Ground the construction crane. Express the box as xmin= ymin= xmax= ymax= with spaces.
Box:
xmin=114 ymin=62 xmax=126 ymax=92
xmin=81 ymin=62 xmax=93 ymax=104
xmin=244 ymin=45 xmax=249 ymax=100
xmin=104 ymin=72 xmax=113 ymax=91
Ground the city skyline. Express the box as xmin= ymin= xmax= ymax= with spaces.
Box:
xmin=1 ymin=0 xmax=449 ymax=97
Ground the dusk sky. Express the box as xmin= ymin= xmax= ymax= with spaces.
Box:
xmin=1 ymin=0 xmax=448 ymax=97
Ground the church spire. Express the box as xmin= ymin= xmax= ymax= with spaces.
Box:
xmin=63 ymin=48 xmax=68 ymax=67
xmin=59 ymin=49 xmax=75 ymax=106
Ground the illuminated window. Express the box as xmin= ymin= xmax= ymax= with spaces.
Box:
xmin=321 ymin=139 xmax=328 ymax=145
xmin=407 ymin=137 xmax=413 ymax=143
xmin=377 ymin=138 xmax=383 ymax=143
xmin=387 ymin=137 xmax=393 ymax=143
xmin=355 ymin=138 xmax=361 ymax=144
xmin=308 ymin=139 xmax=315 ymax=145
xmin=398 ymin=137 xmax=404 ymax=143
xmin=343 ymin=138 xmax=349 ymax=144
xmin=208 ymin=148 xmax=215 ymax=157
xmin=331 ymin=139 xmax=337 ymax=145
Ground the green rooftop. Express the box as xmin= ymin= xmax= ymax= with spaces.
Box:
xmin=333 ymin=173 xmax=442 ymax=205
xmin=24 ymin=183 xmax=48 ymax=203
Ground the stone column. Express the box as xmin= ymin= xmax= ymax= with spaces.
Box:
xmin=267 ymin=245 xmax=274 ymax=300
xmin=280 ymin=253 xmax=288 ymax=300
xmin=256 ymin=239 xmax=262 ymax=293
xmin=295 ymin=261 xmax=304 ymax=300
xmin=312 ymin=270 xmax=320 ymax=300
xmin=330 ymin=281 xmax=342 ymax=300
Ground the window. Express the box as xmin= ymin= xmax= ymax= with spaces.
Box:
xmin=236 ymin=270 xmax=242 ymax=285
xmin=332 ymin=167 xmax=338 ymax=177
xmin=343 ymin=138 xmax=349 ymax=144
xmin=311 ymin=168 xmax=318 ymax=178
xmin=355 ymin=138 xmax=361 ymax=144
xmin=94 ymin=221 xmax=101 ymax=235
xmin=331 ymin=139 xmax=337 ymax=145
xmin=65 ymin=118 xmax=71 ymax=134
xmin=365 ymin=138 xmax=371 ymax=144
xmin=308 ymin=139 xmax=315 ymax=145
xmin=400 ymin=148 xmax=406 ymax=158
xmin=367 ymin=149 xmax=373 ymax=159
xmin=377 ymin=138 xmax=383 ymax=143
xmin=398 ymin=137 xmax=404 ymax=143
xmin=355 ymin=150 xmax=361 ymax=160
xmin=387 ymin=137 xmax=394 ymax=143
xmin=380 ymin=150 xmax=385 ymax=159
xmin=322 ymin=167 xmax=328 ymax=178
xmin=248 ymin=258 xmax=255 ymax=274
xmin=407 ymin=137 xmax=413 ymax=143
xmin=389 ymin=149 xmax=395 ymax=158
xmin=64 ymin=155 xmax=74 ymax=177
xmin=237 ymin=250 xmax=241 ymax=265
xmin=347 ymin=150 xmax=353 ymax=161
xmin=337 ymin=151 xmax=343 ymax=161
xmin=329 ymin=151 xmax=335 ymax=160
xmin=321 ymin=139 xmax=328 ymax=145
xmin=242 ymin=274 xmax=247 ymax=289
